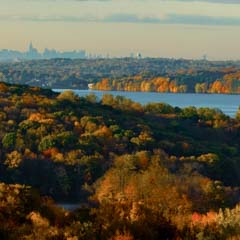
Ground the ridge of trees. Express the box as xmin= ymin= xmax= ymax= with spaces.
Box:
xmin=1 ymin=58 xmax=240 ymax=93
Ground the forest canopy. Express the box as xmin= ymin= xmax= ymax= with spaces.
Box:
xmin=1 ymin=82 xmax=240 ymax=239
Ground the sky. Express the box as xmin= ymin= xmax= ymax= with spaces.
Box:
xmin=1 ymin=0 xmax=240 ymax=59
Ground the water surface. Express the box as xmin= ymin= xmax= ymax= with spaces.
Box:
xmin=54 ymin=89 xmax=240 ymax=118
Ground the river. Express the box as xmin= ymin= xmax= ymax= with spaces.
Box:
xmin=53 ymin=89 xmax=240 ymax=118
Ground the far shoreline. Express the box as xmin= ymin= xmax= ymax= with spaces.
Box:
xmin=52 ymin=88 xmax=240 ymax=96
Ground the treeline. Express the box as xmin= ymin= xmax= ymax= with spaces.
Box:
xmin=93 ymin=69 xmax=240 ymax=94
xmin=1 ymin=58 xmax=240 ymax=91
xmin=2 ymin=82 xmax=240 ymax=238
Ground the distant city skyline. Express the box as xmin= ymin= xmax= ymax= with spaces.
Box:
xmin=1 ymin=0 xmax=240 ymax=60
xmin=0 ymin=42 xmax=144 ymax=61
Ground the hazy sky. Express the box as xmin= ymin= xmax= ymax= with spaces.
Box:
xmin=1 ymin=0 xmax=240 ymax=59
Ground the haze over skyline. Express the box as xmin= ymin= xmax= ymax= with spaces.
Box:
xmin=1 ymin=0 xmax=240 ymax=60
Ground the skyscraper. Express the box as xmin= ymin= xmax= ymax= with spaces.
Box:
xmin=26 ymin=42 xmax=40 ymax=59
xmin=29 ymin=42 xmax=34 ymax=52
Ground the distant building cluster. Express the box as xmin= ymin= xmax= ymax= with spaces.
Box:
xmin=0 ymin=43 xmax=143 ymax=62
xmin=0 ymin=43 xmax=93 ymax=61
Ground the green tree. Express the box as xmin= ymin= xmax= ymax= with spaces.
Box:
xmin=2 ymin=132 xmax=16 ymax=150
xmin=38 ymin=135 xmax=57 ymax=152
